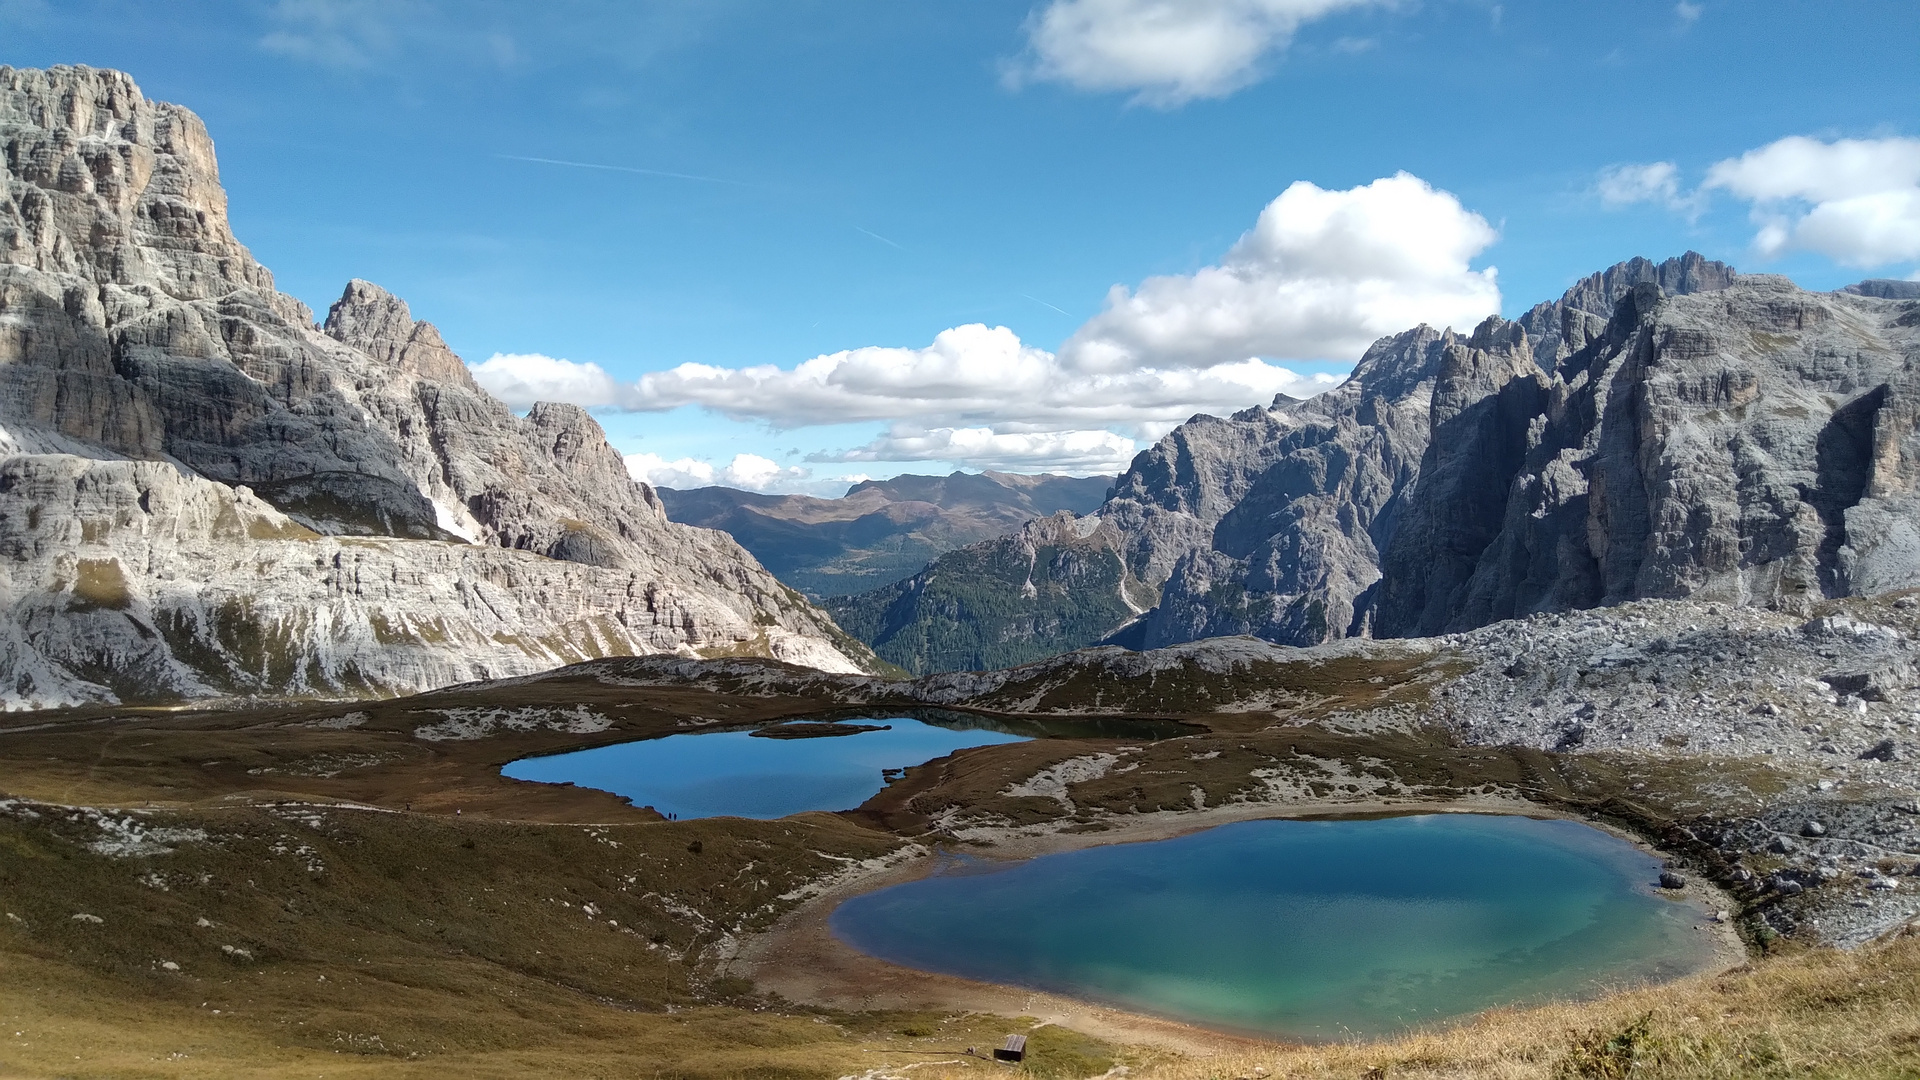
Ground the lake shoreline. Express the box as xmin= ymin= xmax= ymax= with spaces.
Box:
xmin=731 ymin=794 xmax=1750 ymax=1057
xmin=501 ymin=716 xmax=1033 ymax=820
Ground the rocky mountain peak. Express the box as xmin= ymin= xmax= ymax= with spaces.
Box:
xmin=1842 ymin=279 xmax=1920 ymax=301
xmin=0 ymin=65 xmax=882 ymax=707
xmin=525 ymin=400 xmax=664 ymax=517
xmin=1559 ymin=251 xmax=1735 ymax=318
xmin=1465 ymin=313 xmax=1527 ymax=353
xmin=1331 ymin=324 xmax=1448 ymax=407
xmin=0 ymin=64 xmax=293 ymax=317
xmin=323 ymin=278 xmax=474 ymax=386
xmin=1517 ymin=250 xmax=1737 ymax=368
xmin=1158 ymin=260 xmax=1920 ymax=647
xmin=829 ymin=251 xmax=1920 ymax=672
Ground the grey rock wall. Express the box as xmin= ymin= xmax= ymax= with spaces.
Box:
xmin=1133 ymin=323 xmax=1444 ymax=648
xmin=0 ymin=65 xmax=877 ymax=708
xmin=1100 ymin=253 xmax=1920 ymax=648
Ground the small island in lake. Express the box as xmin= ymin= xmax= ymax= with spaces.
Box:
xmin=750 ymin=722 xmax=893 ymax=740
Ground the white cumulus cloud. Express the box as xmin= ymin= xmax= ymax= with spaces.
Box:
xmin=468 ymin=352 xmax=626 ymax=410
xmin=470 ymin=172 xmax=1497 ymax=478
xmin=1061 ymin=172 xmax=1500 ymax=372
xmin=470 ymin=329 xmax=1346 ymax=437
xmin=813 ymin=426 xmax=1141 ymax=474
xmin=1595 ymin=137 xmax=1920 ymax=270
xmin=623 ymin=452 xmax=813 ymax=493
xmin=1704 ymin=136 xmax=1920 ymax=267
xmin=1017 ymin=0 xmax=1379 ymax=105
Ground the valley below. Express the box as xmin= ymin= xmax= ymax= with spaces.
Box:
xmin=2 ymin=590 xmax=1918 ymax=1077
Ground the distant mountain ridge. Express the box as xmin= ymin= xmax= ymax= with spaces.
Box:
xmin=658 ymin=470 xmax=1111 ymax=599
xmin=829 ymin=252 xmax=1920 ymax=672
xmin=822 ymin=511 xmax=1151 ymax=675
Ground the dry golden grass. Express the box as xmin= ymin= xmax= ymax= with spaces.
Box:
xmin=1183 ymin=934 xmax=1920 ymax=1080
xmin=7 ymin=934 xmax=1920 ymax=1079
xmin=0 ymin=943 xmax=1125 ymax=1079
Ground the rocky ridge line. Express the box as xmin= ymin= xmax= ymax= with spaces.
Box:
xmin=825 ymin=252 xmax=1920 ymax=672
xmin=0 ymin=64 xmax=878 ymax=708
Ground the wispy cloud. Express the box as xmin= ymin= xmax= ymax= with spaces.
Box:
xmin=854 ymin=226 xmax=906 ymax=250
xmin=1022 ymin=294 xmax=1073 ymax=317
xmin=256 ymin=1 xmax=729 ymax=77
xmin=0 ymin=0 xmax=51 ymax=26
xmin=260 ymin=0 xmax=409 ymax=68
xmin=496 ymin=154 xmax=749 ymax=187
xmin=1596 ymin=161 xmax=1701 ymax=215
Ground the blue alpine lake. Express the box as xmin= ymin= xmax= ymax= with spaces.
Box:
xmin=502 ymin=714 xmax=1190 ymax=820
xmin=502 ymin=715 xmax=1024 ymax=819
xmin=830 ymin=813 xmax=1718 ymax=1040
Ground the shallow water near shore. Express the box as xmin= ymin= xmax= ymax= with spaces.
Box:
xmin=829 ymin=814 xmax=1717 ymax=1040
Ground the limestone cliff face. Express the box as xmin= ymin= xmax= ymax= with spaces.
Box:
xmin=1377 ymin=273 xmax=1920 ymax=634
xmin=1125 ymin=322 xmax=1445 ymax=649
xmin=1126 ymin=254 xmax=1920 ymax=647
xmin=0 ymin=65 xmax=876 ymax=708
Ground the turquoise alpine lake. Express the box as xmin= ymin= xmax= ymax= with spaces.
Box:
xmin=829 ymin=814 xmax=1718 ymax=1040
xmin=500 ymin=714 xmax=1190 ymax=820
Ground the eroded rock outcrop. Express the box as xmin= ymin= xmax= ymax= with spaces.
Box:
xmin=828 ymin=251 xmax=1920 ymax=667
xmin=0 ymin=65 xmax=877 ymax=707
xmin=1145 ymin=258 xmax=1920 ymax=646
xmin=1378 ymin=274 xmax=1920 ymax=635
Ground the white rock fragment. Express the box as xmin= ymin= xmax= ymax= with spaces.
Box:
xmin=413 ymin=705 xmax=613 ymax=742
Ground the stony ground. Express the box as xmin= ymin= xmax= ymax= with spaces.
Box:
xmin=1408 ymin=594 xmax=1920 ymax=948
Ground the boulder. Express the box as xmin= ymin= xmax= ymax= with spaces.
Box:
xmin=1859 ymin=739 xmax=1900 ymax=762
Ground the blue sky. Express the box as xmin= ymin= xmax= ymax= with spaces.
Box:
xmin=5 ymin=0 xmax=1918 ymax=492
